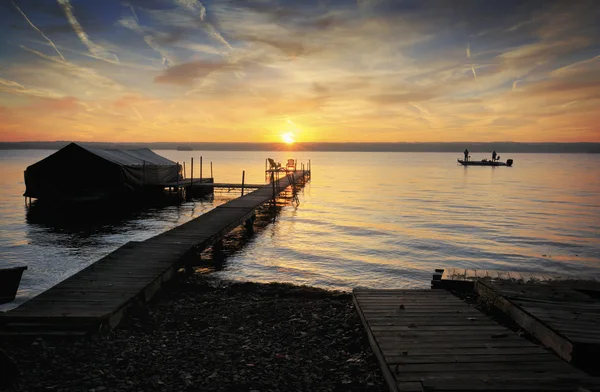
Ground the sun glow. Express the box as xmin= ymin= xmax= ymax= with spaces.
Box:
xmin=282 ymin=132 xmax=295 ymax=144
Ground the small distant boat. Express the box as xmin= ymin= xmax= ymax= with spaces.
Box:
xmin=0 ymin=266 xmax=27 ymax=304
xmin=458 ymin=158 xmax=513 ymax=167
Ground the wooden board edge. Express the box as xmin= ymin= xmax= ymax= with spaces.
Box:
xmin=474 ymin=280 xmax=574 ymax=363
xmin=352 ymin=291 xmax=407 ymax=392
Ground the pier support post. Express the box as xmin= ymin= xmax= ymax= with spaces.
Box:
xmin=190 ymin=157 xmax=194 ymax=187
xmin=244 ymin=214 xmax=255 ymax=232
xmin=241 ymin=170 xmax=245 ymax=196
xmin=210 ymin=162 xmax=213 ymax=179
xmin=271 ymin=171 xmax=276 ymax=202
xmin=200 ymin=156 xmax=203 ymax=180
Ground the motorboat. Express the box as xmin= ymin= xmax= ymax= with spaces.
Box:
xmin=458 ymin=158 xmax=513 ymax=167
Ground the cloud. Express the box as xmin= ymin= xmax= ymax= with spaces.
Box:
xmin=175 ymin=0 xmax=233 ymax=49
xmin=57 ymin=0 xmax=120 ymax=64
xmin=11 ymin=0 xmax=65 ymax=60
xmin=118 ymin=15 xmax=173 ymax=68
xmin=154 ymin=60 xmax=235 ymax=86
xmin=489 ymin=117 xmax=533 ymax=128
xmin=19 ymin=45 xmax=123 ymax=91
xmin=0 ymin=77 xmax=64 ymax=99
xmin=369 ymin=91 xmax=437 ymax=105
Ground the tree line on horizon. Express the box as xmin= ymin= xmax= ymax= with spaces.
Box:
xmin=1 ymin=141 xmax=599 ymax=153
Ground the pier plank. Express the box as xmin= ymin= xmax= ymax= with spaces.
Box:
xmin=353 ymin=289 xmax=596 ymax=392
xmin=1 ymin=171 xmax=309 ymax=334
xmin=475 ymin=280 xmax=600 ymax=366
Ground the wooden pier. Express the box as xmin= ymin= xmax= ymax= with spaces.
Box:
xmin=0 ymin=170 xmax=309 ymax=336
xmin=431 ymin=268 xmax=600 ymax=291
xmin=353 ymin=289 xmax=600 ymax=391
xmin=475 ymin=280 xmax=600 ymax=367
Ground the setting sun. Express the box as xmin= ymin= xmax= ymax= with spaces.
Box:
xmin=282 ymin=132 xmax=295 ymax=144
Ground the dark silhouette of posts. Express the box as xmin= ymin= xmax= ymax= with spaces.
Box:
xmin=241 ymin=170 xmax=246 ymax=196
xmin=271 ymin=171 xmax=275 ymax=202
xmin=200 ymin=156 xmax=203 ymax=180
xmin=190 ymin=157 xmax=194 ymax=187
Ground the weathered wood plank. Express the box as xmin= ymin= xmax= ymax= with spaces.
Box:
xmin=1 ymin=171 xmax=309 ymax=334
xmin=354 ymin=288 xmax=596 ymax=392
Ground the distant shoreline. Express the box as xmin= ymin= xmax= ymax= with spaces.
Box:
xmin=1 ymin=141 xmax=599 ymax=153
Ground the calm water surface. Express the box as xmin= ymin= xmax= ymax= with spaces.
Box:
xmin=1 ymin=150 xmax=599 ymax=310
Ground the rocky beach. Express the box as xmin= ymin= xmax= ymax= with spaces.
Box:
xmin=0 ymin=273 xmax=385 ymax=392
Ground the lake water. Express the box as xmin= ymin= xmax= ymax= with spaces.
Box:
xmin=1 ymin=150 xmax=599 ymax=310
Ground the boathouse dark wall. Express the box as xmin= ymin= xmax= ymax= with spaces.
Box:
xmin=24 ymin=142 xmax=181 ymax=202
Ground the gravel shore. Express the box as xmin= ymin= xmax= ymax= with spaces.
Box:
xmin=1 ymin=273 xmax=385 ymax=392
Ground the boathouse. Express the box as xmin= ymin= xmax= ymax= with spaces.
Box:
xmin=24 ymin=142 xmax=181 ymax=203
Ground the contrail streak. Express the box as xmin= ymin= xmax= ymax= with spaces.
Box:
xmin=175 ymin=0 xmax=232 ymax=50
xmin=118 ymin=16 xmax=172 ymax=68
xmin=57 ymin=0 xmax=119 ymax=64
xmin=11 ymin=0 xmax=65 ymax=60
xmin=0 ymin=77 xmax=63 ymax=99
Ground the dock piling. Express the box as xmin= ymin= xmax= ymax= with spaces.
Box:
xmin=241 ymin=170 xmax=245 ymax=196
xmin=271 ymin=172 xmax=276 ymax=202
xmin=210 ymin=162 xmax=213 ymax=178
xmin=200 ymin=156 xmax=203 ymax=180
xmin=190 ymin=158 xmax=194 ymax=187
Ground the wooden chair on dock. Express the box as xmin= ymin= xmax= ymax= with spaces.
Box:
xmin=268 ymin=158 xmax=282 ymax=171
xmin=285 ymin=159 xmax=296 ymax=172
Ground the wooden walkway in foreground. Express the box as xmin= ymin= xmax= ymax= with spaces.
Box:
xmin=353 ymin=289 xmax=600 ymax=392
xmin=432 ymin=268 xmax=600 ymax=290
xmin=0 ymin=171 xmax=308 ymax=336
xmin=476 ymin=280 xmax=600 ymax=367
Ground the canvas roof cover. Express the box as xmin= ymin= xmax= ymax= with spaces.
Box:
xmin=24 ymin=142 xmax=181 ymax=201
xmin=79 ymin=144 xmax=176 ymax=166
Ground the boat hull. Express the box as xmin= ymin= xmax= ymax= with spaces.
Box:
xmin=0 ymin=266 xmax=27 ymax=304
xmin=458 ymin=159 xmax=513 ymax=167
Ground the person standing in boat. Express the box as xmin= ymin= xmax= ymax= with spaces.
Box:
xmin=492 ymin=150 xmax=497 ymax=162
xmin=464 ymin=148 xmax=469 ymax=162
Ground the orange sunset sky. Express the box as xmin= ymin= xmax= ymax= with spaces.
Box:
xmin=0 ymin=0 xmax=599 ymax=143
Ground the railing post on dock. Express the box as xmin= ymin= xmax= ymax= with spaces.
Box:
xmin=176 ymin=162 xmax=180 ymax=187
xmin=142 ymin=160 xmax=146 ymax=186
xmin=190 ymin=157 xmax=194 ymax=187
xmin=271 ymin=171 xmax=276 ymax=202
xmin=183 ymin=162 xmax=186 ymax=179
xmin=210 ymin=162 xmax=213 ymax=179
xmin=241 ymin=170 xmax=245 ymax=196
xmin=200 ymin=156 xmax=203 ymax=180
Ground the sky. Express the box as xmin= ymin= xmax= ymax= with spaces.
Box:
xmin=0 ymin=0 xmax=598 ymax=143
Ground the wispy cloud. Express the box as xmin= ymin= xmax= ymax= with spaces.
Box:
xmin=175 ymin=0 xmax=233 ymax=50
xmin=0 ymin=77 xmax=64 ymax=99
xmin=11 ymin=0 xmax=65 ymax=60
xmin=19 ymin=45 xmax=123 ymax=91
xmin=154 ymin=59 xmax=236 ymax=86
xmin=118 ymin=15 xmax=173 ymax=68
xmin=57 ymin=0 xmax=120 ymax=64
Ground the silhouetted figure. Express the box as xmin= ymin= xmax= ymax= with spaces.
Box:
xmin=492 ymin=150 xmax=497 ymax=161
xmin=464 ymin=149 xmax=469 ymax=161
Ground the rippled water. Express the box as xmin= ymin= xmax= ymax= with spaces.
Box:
xmin=1 ymin=150 xmax=599 ymax=309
